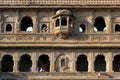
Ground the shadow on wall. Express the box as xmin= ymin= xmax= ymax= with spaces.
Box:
xmin=0 ymin=72 xmax=28 ymax=80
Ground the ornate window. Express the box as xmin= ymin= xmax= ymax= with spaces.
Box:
xmin=1 ymin=55 xmax=14 ymax=72
xmin=61 ymin=17 xmax=67 ymax=26
xmin=37 ymin=55 xmax=50 ymax=72
xmin=56 ymin=19 xmax=59 ymax=27
xmin=94 ymin=17 xmax=106 ymax=32
xmin=115 ymin=24 xmax=120 ymax=32
xmin=61 ymin=59 xmax=65 ymax=67
xmin=94 ymin=55 xmax=106 ymax=72
xmin=6 ymin=24 xmax=12 ymax=32
xmin=20 ymin=16 xmax=33 ymax=32
xmin=79 ymin=24 xmax=86 ymax=33
xmin=41 ymin=24 xmax=48 ymax=33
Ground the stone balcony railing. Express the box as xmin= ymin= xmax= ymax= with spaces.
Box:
xmin=0 ymin=33 xmax=120 ymax=47
xmin=0 ymin=0 xmax=120 ymax=6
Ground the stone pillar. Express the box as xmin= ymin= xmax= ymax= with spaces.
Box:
xmin=72 ymin=53 xmax=76 ymax=72
xmin=50 ymin=53 xmax=55 ymax=72
xmin=15 ymin=18 xmax=20 ymax=33
xmin=106 ymin=53 xmax=113 ymax=72
xmin=105 ymin=16 xmax=112 ymax=33
xmin=88 ymin=53 xmax=94 ymax=72
xmin=13 ymin=53 xmax=18 ymax=72
xmin=31 ymin=53 xmax=37 ymax=72
xmin=33 ymin=17 xmax=38 ymax=33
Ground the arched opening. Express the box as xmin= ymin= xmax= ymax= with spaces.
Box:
xmin=79 ymin=24 xmax=86 ymax=33
xmin=1 ymin=55 xmax=14 ymax=72
xmin=115 ymin=24 xmax=120 ymax=32
xmin=94 ymin=55 xmax=106 ymax=72
xmin=113 ymin=55 xmax=120 ymax=72
xmin=18 ymin=54 xmax=32 ymax=72
xmin=56 ymin=19 xmax=59 ymax=27
xmin=41 ymin=24 xmax=47 ymax=33
xmin=94 ymin=17 xmax=106 ymax=32
xmin=61 ymin=59 xmax=65 ymax=67
xmin=61 ymin=17 xmax=67 ymax=26
xmin=20 ymin=16 xmax=33 ymax=31
xmin=76 ymin=55 xmax=88 ymax=72
xmin=6 ymin=24 xmax=12 ymax=32
xmin=37 ymin=55 xmax=50 ymax=72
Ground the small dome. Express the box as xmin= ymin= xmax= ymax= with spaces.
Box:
xmin=56 ymin=9 xmax=71 ymax=15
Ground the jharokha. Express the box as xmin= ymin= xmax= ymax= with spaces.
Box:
xmin=1 ymin=0 xmax=120 ymax=80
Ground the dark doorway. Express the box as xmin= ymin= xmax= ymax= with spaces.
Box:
xmin=94 ymin=17 xmax=106 ymax=31
xmin=113 ymin=55 xmax=120 ymax=72
xmin=18 ymin=54 xmax=32 ymax=72
xmin=20 ymin=16 xmax=33 ymax=31
xmin=61 ymin=17 xmax=67 ymax=26
xmin=76 ymin=55 xmax=88 ymax=72
xmin=37 ymin=55 xmax=50 ymax=72
xmin=115 ymin=24 xmax=120 ymax=32
xmin=94 ymin=55 xmax=106 ymax=72
xmin=1 ymin=55 xmax=14 ymax=72
xmin=6 ymin=24 xmax=12 ymax=32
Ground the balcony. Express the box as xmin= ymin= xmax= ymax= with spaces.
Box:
xmin=0 ymin=0 xmax=120 ymax=8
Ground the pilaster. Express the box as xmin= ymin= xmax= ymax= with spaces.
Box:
xmin=31 ymin=53 xmax=37 ymax=72
xmin=106 ymin=53 xmax=113 ymax=72
xmin=88 ymin=52 xmax=94 ymax=72
xmin=13 ymin=53 xmax=18 ymax=72
xmin=50 ymin=53 xmax=55 ymax=72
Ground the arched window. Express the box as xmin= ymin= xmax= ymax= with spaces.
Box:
xmin=37 ymin=55 xmax=50 ymax=72
xmin=76 ymin=55 xmax=88 ymax=72
xmin=61 ymin=17 xmax=67 ymax=26
xmin=1 ymin=55 xmax=14 ymax=72
xmin=56 ymin=19 xmax=59 ymax=27
xmin=115 ymin=24 xmax=120 ymax=32
xmin=94 ymin=55 xmax=106 ymax=72
xmin=113 ymin=55 xmax=120 ymax=72
xmin=61 ymin=59 xmax=65 ymax=67
xmin=6 ymin=24 xmax=12 ymax=32
xmin=41 ymin=24 xmax=47 ymax=33
xmin=94 ymin=17 xmax=106 ymax=32
xmin=20 ymin=16 xmax=33 ymax=32
xmin=18 ymin=54 xmax=32 ymax=72
xmin=79 ymin=24 xmax=86 ymax=33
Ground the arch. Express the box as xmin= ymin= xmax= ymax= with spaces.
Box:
xmin=113 ymin=55 xmax=120 ymax=72
xmin=115 ymin=24 xmax=120 ymax=32
xmin=79 ymin=24 xmax=86 ymax=33
xmin=18 ymin=54 xmax=32 ymax=72
xmin=94 ymin=16 xmax=106 ymax=32
xmin=1 ymin=55 xmax=14 ymax=72
xmin=76 ymin=55 xmax=88 ymax=72
xmin=41 ymin=24 xmax=48 ymax=33
xmin=94 ymin=55 xmax=106 ymax=72
xmin=6 ymin=24 xmax=12 ymax=32
xmin=56 ymin=19 xmax=59 ymax=27
xmin=61 ymin=17 xmax=67 ymax=26
xmin=20 ymin=16 xmax=33 ymax=31
xmin=37 ymin=55 xmax=50 ymax=72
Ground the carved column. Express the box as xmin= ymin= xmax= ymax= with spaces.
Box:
xmin=88 ymin=52 xmax=94 ymax=72
xmin=106 ymin=53 xmax=113 ymax=72
xmin=31 ymin=53 xmax=37 ymax=72
xmin=72 ymin=52 xmax=76 ymax=72
xmin=50 ymin=53 xmax=55 ymax=72
xmin=105 ymin=16 xmax=112 ymax=33
xmin=13 ymin=53 xmax=18 ymax=72
xmin=33 ymin=16 xmax=38 ymax=33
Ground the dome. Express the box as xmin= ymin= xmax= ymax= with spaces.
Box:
xmin=56 ymin=9 xmax=71 ymax=15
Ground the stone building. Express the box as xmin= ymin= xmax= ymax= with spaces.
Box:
xmin=1 ymin=0 xmax=120 ymax=80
